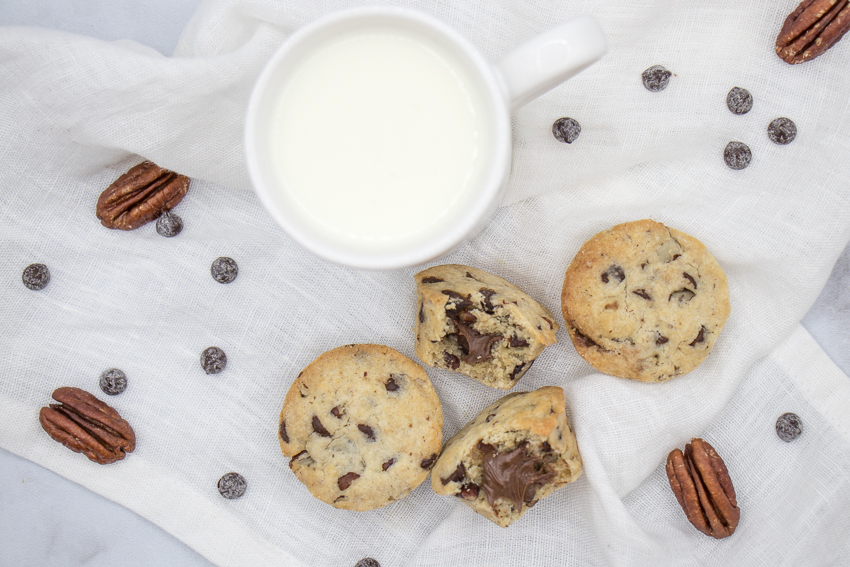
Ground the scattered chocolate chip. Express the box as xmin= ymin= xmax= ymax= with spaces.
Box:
xmin=358 ymin=424 xmax=375 ymax=441
xmin=768 ymin=117 xmax=797 ymax=145
xmin=724 ymin=141 xmax=752 ymax=170
xmin=443 ymin=352 xmax=460 ymax=370
xmin=155 ymin=210 xmax=183 ymax=237
xmin=421 ymin=277 xmax=443 ymax=284
xmin=354 ymin=558 xmax=381 ymax=567
xmin=418 ymin=304 xmax=425 ymax=324
xmin=689 ymin=326 xmax=706 ymax=346
xmin=441 ymin=463 xmax=466 ymax=485
xmin=459 ymin=483 xmax=480 ymax=500
xmin=683 ymin=272 xmax=698 ymax=289
xmin=632 ymin=289 xmax=652 ymax=301
xmin=509 ymin=336 xmax=529 ymax=348
xmin=776 ymin=412 xmax=802 ymax=442
xmin=656 ymin=334 xmax=669 ymax=345
xmin=454 ymin=320 xmax=501 ymax=364
xmin=442 ymin=290 xmax=473 ymax=311
xmin=338 ymin=472 xmax=360 ymax=490
xmin=210 ymin=256 xmax=238 ymax=284
xmin=381 ymin=458 xmax=395 ymax=471
xmin=485 ymin=413 xmax=497 ymax=423
xmin=420 ymin=454 xmax=437 ymax=469
xmin=543 ymin=317 xmax=554 ymax=329
xmin=670 ymin=288 xmax=696 ymax=303
xmin=289 ymin=450 xmax=312 ymax=469
xmin=642 ymin=65 xmax=672 ymax=92
xmin=510 ymin=362 xmax=527 ymax=381
xmin=465 ymin=272 xmax=478 ymax=280
xmin=99 ymin=368 xmax=127 ymax=395
xmin=330 ymin=406 xmax=344 ymax=419
xmin=22 ymin=263 xmax=50 ymax=290
xmin=200 ymin=346 xmax=227 ymax=374
xmin=601 ymin=265 xmax=625 ymax=284
xmin=385 ymin=377 xmax=399 ymax=391
xmin=726 ymin=87 xmax=753 ymax=115
xmin=573 ymin=329 xmax=599 ymax=348
xmin=552 ymin=117 xmax=581 ymax=144
xmin=671 ymin=254 xmax=681 ymax=262
xmin=217 ymin=472 xmax=247 ymax=499
xmin=312 ymin=416 xmax=331 ymax=437
xmin=279 ymin=420 xmax=289 ymax=443
xmin=479 ymin=288 xmax=497 ymax=313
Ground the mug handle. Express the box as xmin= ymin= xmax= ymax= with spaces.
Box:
xmin=494 ymin=15 xmax=607 ymax=112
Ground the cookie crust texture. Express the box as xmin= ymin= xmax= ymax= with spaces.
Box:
xmin=431 ymin=386 xmax=582 ymax=527
xmin=414 ymin=264 xmax=558 ymax=390
xmin=561 ymin=220 xmax=730 ymax=382
xmin=278 ymin=344 xmax=444 ymax=511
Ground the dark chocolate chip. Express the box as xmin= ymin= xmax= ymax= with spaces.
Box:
xmin=289 ymin=450 xmax=311 ymax=470
xmin=543 ymin=317 xmax=554 ymax=329
xmin=217 ymin=472 xmax=247 ymax=499
xmin=479 ymin=288 xmax=497 ymax=313
xmin=420 ymin=454 xmax=437 ymax=469
xmin=683 ymin=272 xmax=698 ymax=289
xmin=552 ymin=117 xmax=581 ymax=144
xmin=210 ymin=256 xmax=238 ymax=284
xmin=99 ymin=368 xmax=127 ymax=395
xmin=201 ymin=346 xmax=227 ymax=374
xmin=312 ymin=416 xmax=331 ymax=437
xmin=279 ymin=420 xmax=289 ymax=443
xmin=642 ymin=65 xmax=672 ymax=92
xmin=442 ymin=290 xmax=473 ymax=311
xmin=724 ymin=141 xmax=752 ymax=170
xmin=669 ymin=288 xmax=696 ymax=304
xmin=443 ymin=352 xmax=460 ymax=370
xmin=573 ymin=329 xmax=599 ymax=349
xmin=358 ymin=424 xmax=375 ymax=441
xmin=656 ymin=334 xmax=669 ymax=345
xmin=601 ymin=265 xmax=625 ymax=284
xmin=768 ymin=117 xmax=797 ymax=145
xmin=689 ymin=326 xmax=706 ymax=346
xmin=337 ymin=472 xmax=360 ymax=490
xmin=330 ymin=406 xmax=344 ymax=419
xmin=459 ymin=483 xmax=480 ymax=500
xmin=22 ymin=263 xmax=50 ymax=290
xmin=541 ymin=441 xmax=552 ymax=452
xmin=485 ymin=413 xmax=497 ymax=423
xmin=510 ymin=362 xmax=527 ymax=381
xmin=726 ymin=87 xmax=753 ymax=115
xmin=354 ymin=558 xmax=381 ymax=567
xmin=441 ymin=463 xmax=466 ymax=485
xmin=155 ymin=210 xmax=183 ymax=237
xmin=381 ymin=458 xmax=395 ymax=471
xmin=418 ymin=304 xmax=425 ymax=324
xmin=632 ymin=289 xmax=652 ymax=301
xmin=421 ymin=276 xmax=443 ymax=283
xmin=465 ymin=272 xmax=478 ymax=280
xmin=509 ymin=336 xmax=529 ymax=348
xmin=385 ymin=377 xmax=399 ymax=392
xmin=671 ymin=254 xmax=681 ymax=262
xmin=776 ymin=412 xmax=802 ymax=442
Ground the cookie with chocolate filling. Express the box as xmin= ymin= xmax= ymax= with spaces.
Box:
xmin=278 ymin=344 xmax=443 ymax=511
xmin=431 ymin=386 xmax=581 ymax=527
xmin=414 ymin=265 xmax=558 ymax=390
xmin=561 ymin=219 xmax=730 ymax=382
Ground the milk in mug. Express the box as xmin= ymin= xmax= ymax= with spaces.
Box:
xmin=270 ymin=26 xmax=492 ymax=255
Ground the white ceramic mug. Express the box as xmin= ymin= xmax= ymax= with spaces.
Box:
xmin=246 ymin=6 xmax=606 ymax=270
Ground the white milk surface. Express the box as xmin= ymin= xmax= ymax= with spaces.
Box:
xmin=272 ymin=27 xmax=489 ymax=255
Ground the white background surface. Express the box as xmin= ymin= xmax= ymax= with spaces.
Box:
xmin=0 ymin=1 xmax=848 ymax=566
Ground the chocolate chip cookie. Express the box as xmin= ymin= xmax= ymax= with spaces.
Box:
xmin=431 ymin=386 xmax=582 ymax=527
xmin=561 ymin=220 xmax=730 ymax=382
xmin=278 ymin=344 xmax=443 ymax=511
xmin=414 ymin=265 xmax=558 ymax=390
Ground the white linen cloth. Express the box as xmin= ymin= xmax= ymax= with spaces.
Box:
xmin=1 ymin=0 xmax=849 ymax=565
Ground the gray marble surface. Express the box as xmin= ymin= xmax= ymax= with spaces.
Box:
xmin=1 ymin=1 xmax=848 ymax=566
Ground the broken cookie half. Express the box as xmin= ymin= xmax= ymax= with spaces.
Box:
xmin=414 ymin=264 xmax=558 ymax=390
xmin=431 ymin=386 xmax=582 ymax=527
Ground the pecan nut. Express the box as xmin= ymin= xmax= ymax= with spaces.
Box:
xmin=665 ymin=438 xmax=740 ymax=539
xmin=96 ymin=161 xmax=190 ymax=230
xmin=39 ymin=386 xmax=136 ymax=465
xmin=776 ymin=0 xmax=850 ymax=64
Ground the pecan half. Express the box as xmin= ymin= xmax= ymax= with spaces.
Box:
xmin=665 ymin=438 xmax=739 ymax=539
xmin=96 ymin=161 xmax=190 ymax=230
xmin=776 ymin=0 xmax=850 ymax=64
xmin=39 ymin=387 xmax=136 ymax=465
